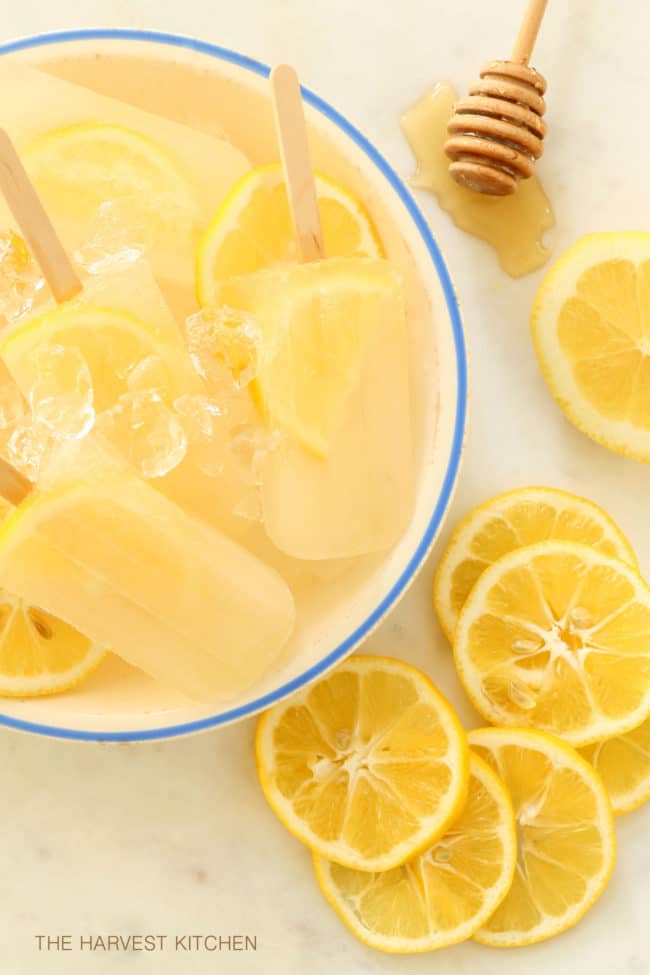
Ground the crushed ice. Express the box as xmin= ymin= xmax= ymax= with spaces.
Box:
xmin=97 ymin=389 xmax=187 ymax=480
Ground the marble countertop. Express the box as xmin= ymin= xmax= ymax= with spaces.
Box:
xmin=1 ymin=2 xmax=648 ymax=972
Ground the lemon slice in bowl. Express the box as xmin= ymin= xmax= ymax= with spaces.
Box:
xmin=255 ymin=655 xmax=469 ymax=872
xmin=469 ymin=727 xmax=616 ymax=947
xmin=0 ymin=305 xmax=194 ymax=414
xmin=0 ymin=496 xmax=104 ymax=697
xmin=216 ymin=258 xmax=403 ymax=458
xmin=313 ymin=753 xmax=516 ymax=953
xmin=581 ymin=718 xmax=650 ymax=815
xmin=434 ymin=486 xmax=637 ymax=643
xmin=531 ymin=232 xmax=650 ymax=463
xmin=454 ymin=540 xmax=650 ymax=746
xmin=24 ymin=122 xmax=201 ymax=272
xmin=196 ymin=163 xmax=382 ymax=305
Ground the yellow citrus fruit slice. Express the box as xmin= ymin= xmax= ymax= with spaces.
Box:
xmin=24 ymin=122 xmax=201 ymax=272
xmin=216 ymin=258 xmax=404 ymax=458
xmin=531 ymin=232 xmax=650 ymax=463
xmin=0 ymin=494 xmax=104 ymax=697
xmin=454 ymin=540 xmax=650 ymax=746
xmin=469 ymin=727 xmax=616 ymax=947
xmin=313 ymin=753 xmax=516 ymax=953
xmin=255 ymin=655 xmax=469 ymax=871
xmin=434 ymin=486 xmax=636 ymax=642
xmin=0 ymin=304 xmax=193 ymax=414
xmin=195 ymin=162 xmax=382 ymax=305
xmin=581 ymin=717 xmax=650 ymax=814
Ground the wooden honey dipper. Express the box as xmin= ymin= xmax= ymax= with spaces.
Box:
xmin=444 ymin=0 xmax=549 ymax=196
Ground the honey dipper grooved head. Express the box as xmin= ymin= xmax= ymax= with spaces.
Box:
xmin=444 ymin=60 xmax=548 ymax=196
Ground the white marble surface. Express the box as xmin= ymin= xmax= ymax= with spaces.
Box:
xmin=1 ymin=1 xmax=649 ymax=972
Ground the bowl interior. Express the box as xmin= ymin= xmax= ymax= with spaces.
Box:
xmin=0 ymin=32 xmax=466 ymax=740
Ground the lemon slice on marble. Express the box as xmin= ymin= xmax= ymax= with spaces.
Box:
xmin=434 ymin=486 xmax=636 ymax=642
xmin=255 ymin=655 xmax=469 ymax=872
xmin=454 ymin=540 xmax=650 ymax=746
xmin=532 ymin=232 xmax=650 ymax=463
xmin=581 ymin=717 xmax=650 ymax=814
xmin=470 ymin=727 xmax=616 ymax=947
xmin=313 ymin=753 xmax=516 ymax=953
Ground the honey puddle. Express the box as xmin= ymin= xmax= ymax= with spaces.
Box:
xmin=401 ymin=82 xmax=554 ymax=277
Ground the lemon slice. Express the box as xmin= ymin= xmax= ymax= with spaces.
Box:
xmin=454 ymin=540 xmax=650 ymax=746
xmin=217 ymin=258 xmax=403 ymax=458
xmin=469 ymin=727 xmax=616 ymax=947
xmin=196 ymin=163 xmax=382 ymax=305
xmin=531 ymin=232 xmax=650 ymax=463
xmin=0 ymin=496 xmax=104 ymax=697
xmin=313 ymin=753 xmax=516 ymax=953
xmin=1 ymin=304 xmax=192 ymax=413
xmin=434 ymin=487 xmax=637 ymax=642
xmin=24 ymin=122 xmax=201 ymax=273
xmin=255 ymin=655 xmax=469 ymax=871
xmin=581 ymin=718 xmax=650 ymax=814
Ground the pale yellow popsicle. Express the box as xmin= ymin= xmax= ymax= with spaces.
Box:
xmin=0 ymin=437 xmax=295 ymax=700
xmin=217 ymin=258 xmax=414 ymax=559
xmin=0 ymin=63 xmax=251 ymax=315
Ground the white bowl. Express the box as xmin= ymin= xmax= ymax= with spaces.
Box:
xmin=0 ymin=29 xmax=468 ymax=741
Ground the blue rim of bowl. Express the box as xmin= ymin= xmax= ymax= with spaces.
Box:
xmin=0 ymin=28 xmax=468 ymax=742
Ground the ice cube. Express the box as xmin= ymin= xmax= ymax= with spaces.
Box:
xmin=29 ymin=344 xmax=95 ymax=440
xmin=0 ymin=231 xmax=46 ymax=325
xmin=173 ymin=393 xmax=226 ymax=477
xmin=7 ymin=415 xmax=55 ymax=481
xmin=184 ymin=305 xmax=261 ymax=389
xmin=73 ymin=199 xmax=147 ymax=275
xmin=98 ymin=389 xmax=187 ymax=479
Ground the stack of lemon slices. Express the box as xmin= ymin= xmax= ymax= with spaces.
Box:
xmin=434 ymin=485 xmax=650 ymax=817
xmin=255 ymin=648 xmax=619 ymax=952
xmin=256 ymin=487 xmax=648 ymax=954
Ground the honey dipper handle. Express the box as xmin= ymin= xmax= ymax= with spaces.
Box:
xmin=0 ymin=456 xmax=32 ymax=506
xmin=511 ymin=0 xmax=549 ymax=64
xmin=0 ymin=128 xmax=82 ymax=304
xmin=270 ymin=65 xmax=325 ymax=263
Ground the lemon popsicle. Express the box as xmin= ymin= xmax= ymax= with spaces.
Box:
xmin=218 ymin=258 xmax=414 ymax=559
xmin=0 ymin=437 xmax=295 ymax=701
xmin=0 ymin=63 xmax=251 ymax=312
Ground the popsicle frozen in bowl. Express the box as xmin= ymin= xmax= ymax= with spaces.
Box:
xmin=0 ymin=63 xmax=251 ymax=319
xmin=0 ymin=129 xmax=295 ymax=700
xmin=0 ymin=125 xmax=202 ymax=477
xmin=209 ymin=66 xmax=414 ymax=559
xmin=0 ymin=435 xmax=295 ymax=701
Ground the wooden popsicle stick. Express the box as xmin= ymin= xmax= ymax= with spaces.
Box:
xmin=0 ymin=128 xmax=82 ymax=303
xmin=511 ymin=0 xmax=549 ymax=64
xmin=270 ymin=65 xmax=325 ymax=263
xmin=0 ymin=455 xmax=31 ymax=505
